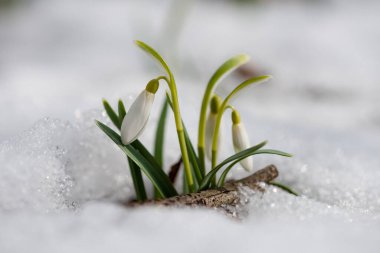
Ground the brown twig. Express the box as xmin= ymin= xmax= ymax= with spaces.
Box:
xmin=168 ymin=157 xmax=182 ymax=183
xmin=128 ymin=164 xmax=278 ymax=209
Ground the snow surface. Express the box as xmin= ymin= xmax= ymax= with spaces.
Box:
xmin=1 ymin=0 xmax=380 ymax=252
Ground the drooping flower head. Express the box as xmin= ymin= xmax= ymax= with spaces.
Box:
xmin=231 ymin=110 xmax=253 ymax=171
xmin=205 ymin=95 xmax=223 ymax=160
xmin=120 ymin=79 xmax=159 ymax=145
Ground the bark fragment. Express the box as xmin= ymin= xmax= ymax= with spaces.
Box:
xmin=128 ymin=164 xmax=278 ymax=209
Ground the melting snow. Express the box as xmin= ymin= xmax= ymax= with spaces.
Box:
xmin=1 ymin=0 xmax=380 ymax=252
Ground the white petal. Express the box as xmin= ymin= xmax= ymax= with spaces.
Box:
xmin=232 ymin=123 xmax=253 ymax=171
xmin=205 ymin=113 xmax=223 ymax=160
xmin=120 ymin=90 xmax=155 ymax=145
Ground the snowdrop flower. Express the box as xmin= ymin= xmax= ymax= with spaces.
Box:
xmin=205 ymin=95 xmax=223 ymax=160
xmin=120 ymin=79 xmax=159 ymax=145
xmin=231 ymin=110 xmax=253 ymax=171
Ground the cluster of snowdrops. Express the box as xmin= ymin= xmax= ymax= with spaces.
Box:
xmin=97 ymin=41 xmax=292 ymax=201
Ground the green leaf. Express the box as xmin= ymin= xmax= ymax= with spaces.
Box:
xmin=96 ymin=120 xmax=178 ymax=198
xmin=102 ymin=99 xmax=149 ymax=200
xmin=131 ymin=140 xmax=161 ymax=169
xmin=182 ymin=170 xmax=189 ymax=194
xmin=216 ymin=160 xmax=240 ymax=187
xmin=268 ymin=181 xmax=299 ymax=196
xmin=127 ymin=157 xmax=147 ymax=201
xmin=199 ymin=141 xmax=267 ymax=190
xmin=154 ymin=99 xmax=169 ymax=167
xmin=207 ymin=55 xmax=250 ymax=91
xmin=118 ymin=99 xmax=127 ymax=124
xmin=217 ymin=149 xmax=293 ymax=187
xmin=250 ymin=149 xmax=293 ymax=157
xmin=132 ymin=140 xmax=165 ymax=200
xmin=198 ymin=54 xmax=250 ymax=172
xmin=102 ymin=99 xmax=121 ymax=129
xmin=153 ymin=100 xmax=169 ymax=199
xmin=135 ymin=40 xmax=174 ymax=80
xmin=223 ymin=75 xmax=271 ymax=107
xmin=184 ymin=129 xmax=203 ymax=185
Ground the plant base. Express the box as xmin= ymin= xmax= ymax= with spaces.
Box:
xmin=127 ymin=164 xmax=278 ymax=209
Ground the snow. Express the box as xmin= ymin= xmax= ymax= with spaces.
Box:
xmin=0 ymin=114 xmax=134 ymax=212
xmin=1 ymin=0 xmax=380 ymax=252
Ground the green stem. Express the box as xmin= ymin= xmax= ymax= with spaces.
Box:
xmin=211 ymin=76 xmax=270 ymax=171
xmin=198 ymin=90 xmax=212 ymax=174
xmin=158 ymin=76 xmax=194 ymax=192
xmin=211 ymin=101 xmax=229 ymax=170
xmin=197 ymin=55 xmax=250 ymax=175
xmin=211 ymin=104 xmax=237 ymax=179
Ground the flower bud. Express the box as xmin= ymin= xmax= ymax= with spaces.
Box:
xmin=120 ymin=80 xmax=158 ymax=145
xmin=231 ymin=110 xmax=253 ymax=171
xmin=205 ymin=95 xmax=223 ymax=160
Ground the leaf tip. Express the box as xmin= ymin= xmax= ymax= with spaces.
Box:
xmin=134 ymin=40 xmax=145 ymax=48
xmin=94 ymin=120 xmax=101 ymax=127
xmin=239 ymin=54 xmax=250 ymax=62
xmin=102 ymin=99 xmax=111 ymax=108
xmin=258 ymin=75 xmax=272 ymax=82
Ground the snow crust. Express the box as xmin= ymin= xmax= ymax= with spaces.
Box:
xmin=1 ymin=0 xmax=380 ymax=252
xmin=0 ymin=113 xmax=134 ymax=212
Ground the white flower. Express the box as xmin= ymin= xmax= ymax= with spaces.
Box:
xmin=120 ymin=80 xmax=158 ymax=145
xmin=231 ymin=111 xmax=253 ymax=171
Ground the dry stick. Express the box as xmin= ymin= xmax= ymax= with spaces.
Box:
xmin=128 ymin=164 xmax=278 ymax=209
xmin=168 ymin=157 xmax=182 ymax=183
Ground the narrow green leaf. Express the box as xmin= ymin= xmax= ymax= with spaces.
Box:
xmin=130 ymin=140 xmax=166 ymax=200
xmin=250 ymin=149 xmax=293 ymax=157
xmin=118 ymin=99 xmax=127 ymax=124
xmin=182 ymin=170 xmax=189 ymax=194
xmin=131 ymin=140 xmax=161 ymax=168
xmin=153 ymin=100 xmax=169 ymax=199
xmin=217 ymin=160 xmax=240 ymax=187
xmin=207 ymin=55 xmax=250 ymax=92
xmin=102 ymin=99 xmax=148 ymax=200
xmin=135 ymin=40 xmax=174 ymax=80
xmin=127 ymin=157 xmax=147 ymax=201
xmin=198 ymin=54 xmax=250 ymax=173
xmin=154 ymin=99 xmax=169 ymax=167
xmin=217 ymin=149 xmax=293 ymax=188
xmin=102 ymin=99 xmax=121 ymax=129
xmin=223 ymin=75 xmax=271 ymax=107
xmin=96 ymin=120 xmax=178 ymax=197
xmin=128 ymin=140 xmax=166 ymax=200
xmin=199 ymin=141 xmax=267 ymax=190
xmin=184 ymin=129 xmax=203 ymax=185
xmin=268 ymin=181 xmax=299 ymax=196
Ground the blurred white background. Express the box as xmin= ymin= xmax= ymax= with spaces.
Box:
xmin=1 ymin=0 xmax=379 ymax=140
